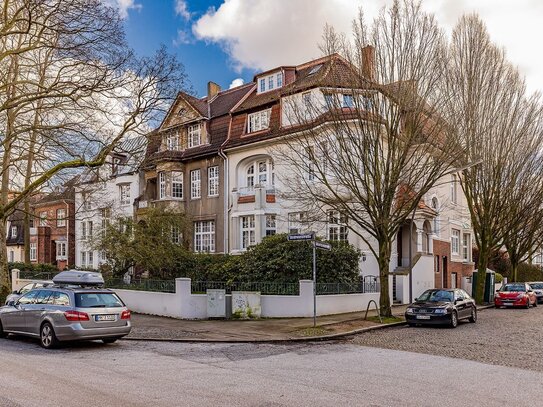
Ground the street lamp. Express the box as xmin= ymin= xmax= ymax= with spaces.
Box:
xmin=408 ymin=159 xmax=483 ymax=303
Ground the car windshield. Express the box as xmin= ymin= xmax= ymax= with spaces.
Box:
xmin=417 ymin=290 xmax=453 ymax=302
xmin=529 ymin=283 xmax=543 ymax=289
xmin=75 ymin=293 xmax=124 ymax=308
xmin=501 ymin=284 xmax=526 ymax=292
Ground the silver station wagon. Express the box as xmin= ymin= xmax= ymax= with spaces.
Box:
xmin=0 ymin=271 xmax=131 ymax=348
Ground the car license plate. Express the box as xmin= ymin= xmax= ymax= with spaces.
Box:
xmin=95 ymin=315 xmax=116 ymax=322
xmin=504 ymin=303 xmax=514 ymax=306
xmin=416 ymin=315 xmax=431 ymax=320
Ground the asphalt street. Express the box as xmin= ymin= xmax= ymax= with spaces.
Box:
xmin=0 ymin=335 xmax=540 ymax=407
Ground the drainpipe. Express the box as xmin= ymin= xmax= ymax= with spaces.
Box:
xmin=63 ymin=199 xmax=69 ymax=270
xmin=218 ymin=148 xmax=229 ymax=253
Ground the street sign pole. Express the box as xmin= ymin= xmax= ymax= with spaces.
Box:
xmin=312 ymin=240 xmax=317 ymax=328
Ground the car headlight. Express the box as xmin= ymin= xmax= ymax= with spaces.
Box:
xmin=434 ymin=308 xmax=447 ymax=314
xmin=406 ymin=308 xmax=416 ymax=314
xmin=517 ymin=293 xmax=526 ymax=299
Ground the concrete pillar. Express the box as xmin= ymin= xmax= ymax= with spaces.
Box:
xmin=299 ymin=280 xmax=314 ymax=317
xmin=255 ymin=185 xmax=264 ymax=210
xmin=11 ymin=269 xmax=20 ymax=292
xmin=254 ymin=214 xmax=263 ymax=244
xmin=417 ymin=231 xmax=423 ymax=253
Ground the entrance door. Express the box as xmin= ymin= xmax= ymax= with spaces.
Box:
xmin=451 ymin=272 xmax=457 ymax=289
xmin=442 ymin=256 xmax=448 ymax=288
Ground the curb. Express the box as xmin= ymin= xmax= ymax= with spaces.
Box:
xmin=121 ymin=305 xmax=494 ymax=344
xmin=121 ymin=321 xmax=407 ymax=344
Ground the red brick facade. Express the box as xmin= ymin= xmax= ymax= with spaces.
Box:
xmin=432 ymin=238 xmax=474 ymax=289
xmin=30 ymin=200 xmax=76 ymax=270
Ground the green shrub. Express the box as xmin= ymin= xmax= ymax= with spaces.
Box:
xmin=516 ymin=263 xmax=543 ymax=282
xmin=494 ymin=272 xmax=503 ymax=283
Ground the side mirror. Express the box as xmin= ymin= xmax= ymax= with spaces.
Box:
xmin=12 ymin=290 xmax=17 ymax=294
xmin=7 ymin=300 xmax=15 ymax=307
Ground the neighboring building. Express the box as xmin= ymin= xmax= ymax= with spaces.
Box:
xmin=30 ymin=181 xmax=77 ymax=270
xmin=138 ymin=82 xmax=253 ymax=253
xmin=74 ymin=136 xmax=147 ymax=270
xmin=6 ymin=210 xmax=25 ymax=263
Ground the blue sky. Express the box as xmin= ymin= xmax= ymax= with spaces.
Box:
xmin=120 ymin=0 xmax=543 ymax=98
xmin=122 ymin=0 xmax=256 ymax=97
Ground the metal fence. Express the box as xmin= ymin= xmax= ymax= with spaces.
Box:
xmin=17 ymin=271 xmax=56 ymax=281
xmin=316 ymin=277 xmax=380 ymax=295
xmin=105 ymin=279 xmax=176 ymax=293
xmin=191 ymin=281 xmax=300 ymax=295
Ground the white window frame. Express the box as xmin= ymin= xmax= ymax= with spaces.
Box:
xmin=342 ymin=94 xmax=354 ymax=108
xmin=288 ymin=212 xmax=306 ymax=234
xmin=188 ymin=123 xmax=202 ymax=148
xmin=56 ymin=209 xmax=66 ymax=227
xmin=247 ymin=109 xmax=271 ymax=133
xmin=431 ymin=197 xmax=439 ymax=237
xmin=171 ymin=225 xmax=182 ymax=245
xmin=9 ymin=250 xmax=14 ymax=263
xmin=30 ymin=243 xmax=37 ymax=261
xmin=11 ymin=226 xmax=17 ymax=238
xmin=56 ymin=242 xmax=67 ymax=260
xmin=159 ymin=171 xmax=167 ymax=199
xmin=259 ymin=78 xmax=265 ymax=92
xmin=462 ymin=233 xmax=470 ymax=262
xmin=328 ymin=210 xmax=348 ymax=241
xmin=265 ymin=215 xmax=276 ymax=236
xmin=276 ymin=72 xmax=283 ymax=87
xmin=451 ymin=174 xmax=458 ymax=204
xmin=451 ymin=229 xmax=460 ymax=255
xmin=119 ymin=184 xmax=131 ymax=206
xmin=171 ymin=171 xmax=183 ymax=199
xmin=39 ymin=211 xmax=47 ymax=226
xmin=194 ymin=221 xmax=215 ymax=253
xmin=240 ymin=215 xmax=256 ymax=249
xmin=208 ymin=166 xmax=219 ymax=197
xmin=81 ymin=221 xmax=87 ymax=240
xmin=80 ymin=251 xmax=87 ymax=267
xmin=268 ymin=75 xmax=274 ymax=90
xmin=166 ymin=131 xmax=180 ymax=151
xmin=190 ymin=169 xmax=201 ymax=199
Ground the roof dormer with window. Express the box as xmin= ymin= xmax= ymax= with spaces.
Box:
xmin=256 ymin=70 xmax=284 ymax=94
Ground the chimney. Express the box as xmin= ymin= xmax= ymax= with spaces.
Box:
xmin=361 ymin=45 xmax=375 ymax=81
xmin=207 ymin=81 xmax=221 ymax=100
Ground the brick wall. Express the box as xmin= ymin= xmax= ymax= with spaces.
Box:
xmin=432 ymin=238 xmax=474 ymax=289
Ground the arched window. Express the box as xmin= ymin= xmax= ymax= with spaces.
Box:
xmin=243 ymin=158 xmax=274 ymax=189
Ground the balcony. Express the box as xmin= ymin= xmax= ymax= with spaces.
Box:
xmin=232 ymin=185 xmax=276 ymax=211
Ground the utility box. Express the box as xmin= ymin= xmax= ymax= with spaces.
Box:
xmin=207 ymin=289 xmax=226 ymax=318
xmin=471 ymin=270 xmax=496 ymax=303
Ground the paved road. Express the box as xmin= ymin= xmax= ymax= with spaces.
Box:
xmin=0 ymin=334 xmax=542 ymax=407
xmin=351 ymin=306 xmax=543 ymax=371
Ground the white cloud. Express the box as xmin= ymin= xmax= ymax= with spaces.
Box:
xmin=105 ymin=0 xmax=142 ymax=19
xmin=229 ymin=78 xmax=245 ymax=89
xmin=192 ymin=0 xmax=543 ymax=93
xmin=175 ymin=0 xmax=191 ymax=20
xmin=174 ymin=29 xmax=193 ymax=46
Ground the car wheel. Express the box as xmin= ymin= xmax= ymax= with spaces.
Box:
xmin=469 ymin=308 xmax=477 ymax=323
xmin=526 ymin=299 xmax=531 ymax=309
xmin=407 ymin=323 xmax=416 ymax=327
xmin=450 ymin=311 xmax=458 ymax=328
xmin=40 ymin=322 xmax=59 ymax=349
xmin=0 ymin=320 xmax=7 ymax=338
xmin=102 ymin=338 xmax=120 ymax=344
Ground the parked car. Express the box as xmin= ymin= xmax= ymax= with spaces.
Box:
xmin=405 ymin=288 xmax=477 ymax=328
xmin=527 ymin=282 xmax=543 ymax=304
xmin=5 ymin=280 xmax=54 ymax=305
xmin=0 ymin=271 xmax=131 ymax=348
xmin=494 ymin=282 xmax=537 ymax=308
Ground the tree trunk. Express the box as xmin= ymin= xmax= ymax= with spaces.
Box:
xmin=377 ymin=237 xmax=392 ymax=317
xmin=474 ymin=245 xmax=490 ymax=304
xmin=0 ymin=217 xmax=11 ymax=303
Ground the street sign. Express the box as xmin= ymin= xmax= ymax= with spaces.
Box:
xmin=287 ymin=232 xmax=315 ymax=241
xmin=314 ymin=241 xmax=332 ymax=251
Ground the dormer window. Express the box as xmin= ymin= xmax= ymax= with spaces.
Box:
xmin=257 ymin=71 xmax=283 ymax=94
xmin=11 ymin=226 xmax=17 ymax=238
xmin=188 ymin=123 xmax=201 ymax=148
xmin=166 ymin=132 xmax=180 ymax=151
xmin=248 ymin=109 xmax=271 ymax=133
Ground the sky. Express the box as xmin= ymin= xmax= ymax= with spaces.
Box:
xmin=115 ymin=0 xmax=543 ymax=98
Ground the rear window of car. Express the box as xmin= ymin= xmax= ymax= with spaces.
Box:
xmin=75 ymin=293 xmax=124 ymax=308
xmin=529 ymin=283 xmax=543 ymax=289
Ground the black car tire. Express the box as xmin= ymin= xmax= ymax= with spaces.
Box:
xmin=450 ymin=311 xmax=458 ymax=328
xmin=0 ymin=320 xmax=7 ymax=338
xmin=407 ymin=323 xmax=416 ymax=327
xmin=40 ymin=322 xmax=59 ymax=349
xmin=469 ymin=308 xmax=477 ymax=323
xmin=102 ymin=337 xmax=120 ymax=344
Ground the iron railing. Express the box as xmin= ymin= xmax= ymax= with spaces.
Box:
xmin=316 ymin=277 xmax=379 ymax=295
xmin=105 ymin=279 xmax=176 ymax=293
xmin=191 ymin=281 xmax=299 ymax=295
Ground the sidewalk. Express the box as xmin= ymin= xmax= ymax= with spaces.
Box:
xmin=125 ymin=305 xmax=409 ymax=342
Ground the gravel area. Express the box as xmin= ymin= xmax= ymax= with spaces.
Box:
xmin=350 ymin=306 xmax=543 ymax=371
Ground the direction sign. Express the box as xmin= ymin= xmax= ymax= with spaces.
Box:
xmin=287 ymin=232 xmax=315 ymax=241
xmin=314 ymin=241 xmax=332 ymax=251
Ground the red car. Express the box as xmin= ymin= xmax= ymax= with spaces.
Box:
xmin=495 ymin=283 xmax=537 ymax=308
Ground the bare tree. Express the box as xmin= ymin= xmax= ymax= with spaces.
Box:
xmin=275 ymin=0 xmax=465 ymax=317
xmin=0 ymin=0 xmax=186 ymax=300
xmin=444 ymin=14 xmax=543 ymax=302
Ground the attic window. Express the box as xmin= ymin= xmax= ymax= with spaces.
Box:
xmin=308 ymin=64 xmax=322 ymax=75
